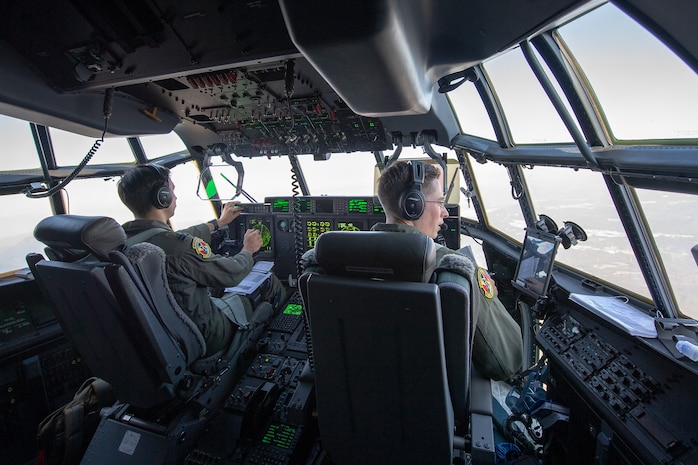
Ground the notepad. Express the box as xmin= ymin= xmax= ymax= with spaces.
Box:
xmin=225 ymin=261 xmax=275 ymax=296
xmin=252 ymin=260 xmax=275 ymax=273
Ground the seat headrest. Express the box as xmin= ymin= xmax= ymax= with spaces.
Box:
xmin=315 ymin=231 xmax=436 ymax=282
xmin=34 ymin=215 xmax=127 ymax=262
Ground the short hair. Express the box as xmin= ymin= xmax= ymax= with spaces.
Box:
xmin=117 ymin=164 xmax=170 ymax=216
xmin=377 ymin=161 xmax=441 ymax=219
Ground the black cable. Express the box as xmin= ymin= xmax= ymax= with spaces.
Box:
xmin=284 ymin=59 xmax=295 ymax=98
xmin=511 ymin=178 xmax=524 ymax=200
xmin=289 ymin=161 xmax=315 ymax=370
xmin=291 ymin=169 xmax=303 ymax=280
xmin=26 ymin=88 xmax=114 ymax=199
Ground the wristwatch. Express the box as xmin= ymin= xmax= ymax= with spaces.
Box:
xmin=208 ymin=219 xmax=219 ymax=231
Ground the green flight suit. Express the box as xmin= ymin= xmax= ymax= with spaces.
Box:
xmin=370 ymin=223 xmax=523 ymax=380
xmin=122 ymin=219 xmax=254 ymax=356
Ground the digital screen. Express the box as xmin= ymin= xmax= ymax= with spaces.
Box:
xmin=295 ymin=198 xmax=311 ymax=213
xmin=272 ymin=198 xmax=289 ymax=212
xmin=512 ymin=229 xmax=560 ymax=299
xmin=315 ymin=197 xmax=334 ymax=214
xmin=0 ymin=302 xmax=32 ymax=339
xmin=261 ymin=423 xmax=297 ymax=450
xmin=348 ymin=198 xmax=369 ymax=213
xmin=248 ymin=217 xmax=273 ymax=253
xmin=373 ymin=203 xmax=385 ymax=214
xmin=306 ymin=219 xmax=332 ymax=249
xmin=337 ymin=220 xmax=364 ymax=232
xmin=283 ymin=303 xmax=303 ymax=315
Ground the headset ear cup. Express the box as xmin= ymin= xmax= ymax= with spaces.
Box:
xmin=145 ymin=163 xmax=172 ymax=209
xmin=153 ymin=185 xmax=173 ymax=209
xmin=398 ymin=160 xmax=426 ymax=220
xmin=399 ymin=189 xmax=425 ymax=220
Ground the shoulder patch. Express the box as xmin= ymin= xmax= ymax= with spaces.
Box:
xmin=192 ymin=237 xmax=212 ymax=258
xmin=476 ymin=267 xmax=495 ymax=299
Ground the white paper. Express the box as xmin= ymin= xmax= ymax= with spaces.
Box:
xmin=225 ymin=268 xmax=272 ymax=295
xmin=253 ymin=260 xmax=275 ymax=273
xmin=118 ymin=430 xmax=141 ymax=455
xmin=569 ymin=293 xmax=657 ymax=338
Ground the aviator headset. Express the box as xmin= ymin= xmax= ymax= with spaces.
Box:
xmin=398 ymin=160 xmax=426 ymax=220
xmin=146 ymin=163 xmax=173 ymax=209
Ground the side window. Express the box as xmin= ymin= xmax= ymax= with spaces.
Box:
xmin=468 ymin=159 xmax=525 ymax=240
xmin=635 ymin=189 xmax=698 ymax=319
xmin=50 ymin=128 xmax=134 ymax=165
xmin=557 ymin=3 xmax=698 ymax=141
xmin=0 ymin=116 xmax=51 ymax=271
xmin=299 ymin=151 xmax=377 ymax=196
xmin=141 ymin=133 xmax=188 ymax=158
xmin=0 ymin=194 xmax=54 ymax=272
xmin=0 ymin=115 xmax=40 ymax=170
xmin=523 ymin=166 xmax=650 ymax=300
xmin=168 ymin=161 xmax=217 ymax=231
xmin=211 ymin=156 xmax=298 ymax=202
xmin=482 ymin=48 xmax=575 ymax=144
xmin=63 ymin=177 xmax=134 ymax=224
xmin=449 ymin=80 xmax=497 ymax=141
xmin=50 ymin=126 xmax=136 ymax=223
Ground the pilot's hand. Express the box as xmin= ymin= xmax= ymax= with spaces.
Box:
xmin=218 ymin=201 xmax=243 ymax=227
xmin=242 ymin=228 xmax=262 ymax=255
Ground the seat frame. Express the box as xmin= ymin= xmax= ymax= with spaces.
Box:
xmin=298 ymin=230 xmax=484 ymax=464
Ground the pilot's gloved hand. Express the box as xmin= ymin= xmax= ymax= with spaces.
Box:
xmin=242 ymin=229 xmax=262 ymax=255
xmin=218 ymin=201 xmax=244 ymax=227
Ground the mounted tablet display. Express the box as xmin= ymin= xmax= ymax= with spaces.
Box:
xmin=512 ymin=228 xmax=561 ymax=299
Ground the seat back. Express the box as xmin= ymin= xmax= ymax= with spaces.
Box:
xmin=299 ymin=231 xmax=467 ymax=465
xmin=27 ymin=215 xmax=210 ymax=409
xmin=437 ymin=270 xmax=472 ymax=430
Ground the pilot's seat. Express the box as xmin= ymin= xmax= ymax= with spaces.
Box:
xmin=26 ymin=215 xmax=248 ymax=464
xmin=299 ymin=231 xmax=495 ymax=464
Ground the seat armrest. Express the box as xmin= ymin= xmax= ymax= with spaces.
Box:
xmin=470 ymin=368 xmax=495 ymax=464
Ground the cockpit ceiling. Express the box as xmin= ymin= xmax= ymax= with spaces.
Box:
xmin=3 ymin=0 xmax=594 ymax=115
xmin=2 ymin=0 xmax=298 ymax=92
xmin=2 ymin=0 xmax=698 ymax=156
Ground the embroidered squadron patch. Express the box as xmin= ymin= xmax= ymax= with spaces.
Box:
xmin=192 ymin=237 xmax=212 ymax=258
xmin=477 ymin=267 xmax=495 ymax=299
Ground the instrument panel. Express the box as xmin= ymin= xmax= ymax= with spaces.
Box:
xmin=537 ymin=306 xmax=698 ymax=465
xmin=222 ymin=196 xmax=461 ymax=280
xmin=0 ymin=279 xmax=90 ymax=465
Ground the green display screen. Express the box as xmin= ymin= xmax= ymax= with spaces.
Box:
xmin=249 ymin=218 xmax=273 ymax=253
xmin=272 ymin=199 xmax=289 ymax=212
xmin=306 ymin=219 xmax=331 ymax=249
xmin=337 ymin=221 xmax=361 ymax=232
xmin=261 ymin=423 xmax=297 ymax=449
xmin=348 ymin=198 xmax=368 ymax=213
xmin=283 ymin=303 xmax=303 ymax=316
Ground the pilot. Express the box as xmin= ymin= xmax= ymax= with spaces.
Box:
xmin=372 ymin=161 xmax=523 ymax=381
xmin=117 ymin=164 xmax=284 ymax=356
